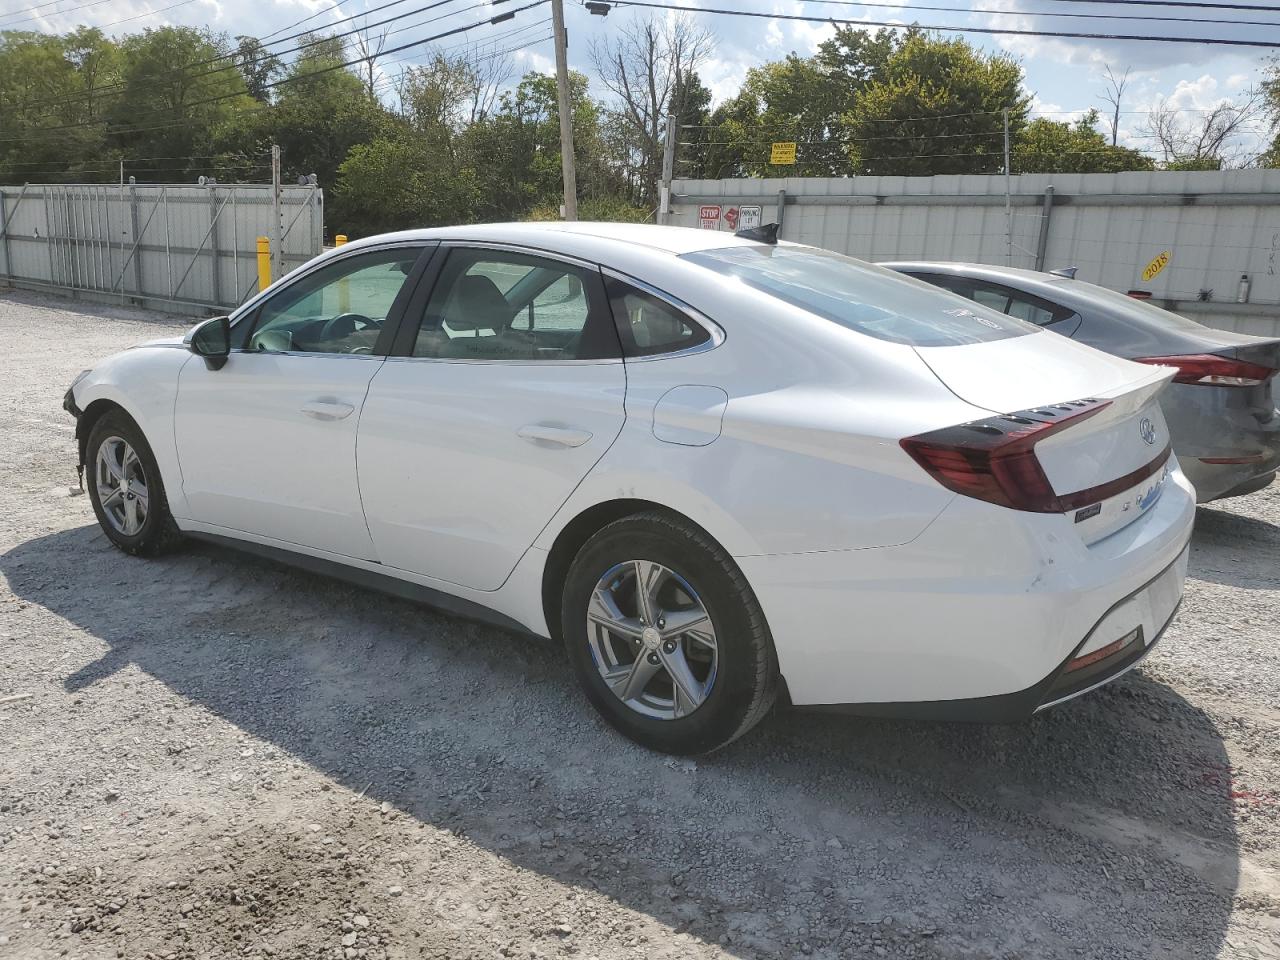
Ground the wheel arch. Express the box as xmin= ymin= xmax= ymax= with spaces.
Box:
xmin=539 ymin=498 xmax=730 ymax=642
xmin=75 ymin=398 xmax=135 ymax=472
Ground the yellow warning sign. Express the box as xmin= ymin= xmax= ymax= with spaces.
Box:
xmin=1141 ymin=250 xmax=1171 ymax=282
xmin=770 ymin=141 xmax=797 ymax=165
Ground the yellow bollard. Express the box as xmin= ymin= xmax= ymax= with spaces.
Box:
xmin=335 ymin=234 xmax=347 ymax=246
xmin=256 ymin=236 xmax=271 ymax=291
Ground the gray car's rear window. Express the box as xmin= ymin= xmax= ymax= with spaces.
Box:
xmin=683 ymin=245 xmax=1039 ymax=347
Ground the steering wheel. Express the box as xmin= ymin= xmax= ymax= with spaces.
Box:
xmin=320 ymin=312 xmax=377 ymax=342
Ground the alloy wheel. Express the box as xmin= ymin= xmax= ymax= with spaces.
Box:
xmin=95 ymin=436 xmax=149 ymax=536
xmin=586 ymin=560 xmax=719 ymax=720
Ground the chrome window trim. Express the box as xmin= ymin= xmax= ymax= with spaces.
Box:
xmin=228 ymin=348 xmax=384 ymax=361
xmin=599 ymin=267 xmax=725 ymax=362
xmin=383 ymin=355 xmax=622 ymax=366
xmin=434 ymin=238 xmax=599 ymax=272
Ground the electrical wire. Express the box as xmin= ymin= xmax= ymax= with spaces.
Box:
xmin=0 ymin=0 xmax=549 ymax=143
xmin=796 ymin=0 xmax=1280 ymax=28
xmin=604 ymin=0 xmax=1280 ymax=48
xmin=1037 ymin=0 xmax=1280 ymax=12
xmin=4 ymin=0 xmax=481 ymax=116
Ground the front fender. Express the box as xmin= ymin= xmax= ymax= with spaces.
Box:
xmin=70 ymin=346 xmax=193 ymax=519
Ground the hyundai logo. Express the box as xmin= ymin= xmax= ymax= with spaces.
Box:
xmin=1139 ymin=417 xmax=1156 ymax=445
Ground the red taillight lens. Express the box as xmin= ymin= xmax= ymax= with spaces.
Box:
xmin=900 ymin=399 xmax=1111 ymax=513
xmin=1133 ymin=354 xmax=1275 ymax=387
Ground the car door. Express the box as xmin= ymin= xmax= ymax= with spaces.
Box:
xmin=174 ymin=243 xmax=432 ymax=559
xmin=358 ymin=243 xmax=627 ymax=591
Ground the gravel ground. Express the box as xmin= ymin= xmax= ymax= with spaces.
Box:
xmin=1 ymin=288 xmax=1278 ymax=960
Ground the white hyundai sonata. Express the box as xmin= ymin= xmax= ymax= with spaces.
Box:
xmin=64 ymin=222 xmax=1194 ymax=753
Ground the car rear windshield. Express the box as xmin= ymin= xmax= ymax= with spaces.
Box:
xmin=682 ymin=245 xmax=1039 ymax=347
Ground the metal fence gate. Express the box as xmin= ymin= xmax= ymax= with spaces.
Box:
xmin=0 ymin=182 xmax=323 ymax=314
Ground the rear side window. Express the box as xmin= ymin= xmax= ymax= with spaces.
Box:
xmin=683 ymin=246 xmax=1037 ymax=347
xmin=605 ymin=276 xmax=710 ymax=357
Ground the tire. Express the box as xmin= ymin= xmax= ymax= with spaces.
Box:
xmin=561 ymin=511 xmax=779 ymax=754
xmin=85 ymin=410 xmax=183 ymax=557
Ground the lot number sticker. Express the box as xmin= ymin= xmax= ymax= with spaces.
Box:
xmin=1142 ymin=250 xmax=1172 ymax=282
xmin=699 ymin=205 xmax=722 ymax=230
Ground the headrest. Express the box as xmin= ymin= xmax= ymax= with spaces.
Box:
xmin=445 ymin=274 xmax=511 ymax=331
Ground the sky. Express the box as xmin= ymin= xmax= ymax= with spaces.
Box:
xmin=2 ymin=0 xmax=1276 ymax=161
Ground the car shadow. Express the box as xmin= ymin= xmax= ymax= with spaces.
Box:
xmin=1189 ymin=501 xmax=1280 ymax=590
xmin=1 ymin=525 xmax=1241 ymax=958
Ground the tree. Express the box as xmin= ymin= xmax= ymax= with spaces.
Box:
xmin=844 ymin=33 xmax=1029 ymax=176
xmin=233 ymin=35 xmax=282 ymax=102
xmin=590 ymin=14 xmax=712 ymax=206
xmin=1014 ymin=110 xmax=1153 ymax=173
xmin=1142 ymin=93 xmax=1261 ymax=169
xmin=1099 ymin=65 xmax=1130 ymax=147
xmin=108 ymin=27 xmax=254 ymax=176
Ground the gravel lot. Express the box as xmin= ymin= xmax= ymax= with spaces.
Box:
xmin=1 ymin=288 xmax=1278 ymax=960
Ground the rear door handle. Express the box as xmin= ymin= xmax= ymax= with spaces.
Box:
xmin=301 ymin=399 xmax=355 ymax=421
xmin=517 ymin=424 xmax=593 ymax=448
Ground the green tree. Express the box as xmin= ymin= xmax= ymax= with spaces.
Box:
xmin=233 ymin=35 xmax=282 ymax=103
xmin=106 ymin=27 xmax=255 ymax=179
xmin=845 ymin=32 xmax=1029 ymax=176
xmin=1014 ymin=110 xmax=1153 ymax=173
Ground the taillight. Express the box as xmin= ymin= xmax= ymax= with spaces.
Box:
xmin=1133 ymin=354 xmax=1275 ymax=387
xmin=900 ymin=399 xmax=1111 ymax=513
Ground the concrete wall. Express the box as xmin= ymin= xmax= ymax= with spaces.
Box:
xmin=0 ymin=182 xmax=323 ymax=315
xmin=670 ymin=169 xmax=1280 ymax=339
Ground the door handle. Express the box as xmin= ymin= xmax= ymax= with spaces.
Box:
xmin=301 ymin=399 xmax=355 ymax=421
xmin=517 ymin=424 xmax=593 ymax=448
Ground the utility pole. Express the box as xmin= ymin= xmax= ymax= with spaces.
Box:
xmin=1002 ymin=108 xmax=1012 ymax=266
xmin=270 ymin=144 xmax=283 ymax=280
xmin=659 ymin=114 xmax=676 ymax=225
xmin=550 ymin=0 xmax=578 ymax=220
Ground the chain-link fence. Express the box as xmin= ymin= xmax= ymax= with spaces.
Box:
xmin=0 ymin=182 xmax=323 ymax=314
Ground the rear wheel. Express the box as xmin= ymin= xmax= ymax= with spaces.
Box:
xmin=86 ymin=410 xmax=182 ymax=556
xmin=561 ymin=512 xmax=778 ymax=754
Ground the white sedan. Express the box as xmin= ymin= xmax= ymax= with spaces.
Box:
xmin=64 ymin=222 xmax=1195 ymax=753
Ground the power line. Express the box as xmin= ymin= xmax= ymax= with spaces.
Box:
xmin=258 ymin=0 xmax=351 ymax=42
xmin=797 ymin=0 xmax=1280 ymax=27
xmin=5 ymin=0 xmax=479 ymax=117
xmin=605 ymin=0 xmax=1280 ymax=47
xmin=0 ymin=0 xmax=550 ymax=143
xmin=1037 ymin=0 xmax=1280 ymax=12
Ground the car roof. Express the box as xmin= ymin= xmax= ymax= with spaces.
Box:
xmin=335 ymin=221 xmax=763 ymax=259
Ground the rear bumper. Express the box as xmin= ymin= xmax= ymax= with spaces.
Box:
xmin=1179 ymin=454 xmax=1277 ymax=502
xmin=739 ymin=464 xmax=1196 ymax=710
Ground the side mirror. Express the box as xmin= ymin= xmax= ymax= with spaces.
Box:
xmin=187 ymin=316 xmax=230 ymax=370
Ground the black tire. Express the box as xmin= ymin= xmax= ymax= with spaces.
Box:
xmin=85 ymin=410 xmax=183 ymax=557
xmin=561 ymin=511 xmax=779 ymax=754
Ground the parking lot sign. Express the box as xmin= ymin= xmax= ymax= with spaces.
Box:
xmin=739 ymin=205 xmax=762 ymax=231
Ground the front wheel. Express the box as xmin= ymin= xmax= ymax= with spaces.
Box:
xmin=561 ymin=512 xmax=779 ymax=754
xmin=86 ymin=410 xmax=182 ymax=556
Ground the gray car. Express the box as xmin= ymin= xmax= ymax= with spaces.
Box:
xmin=884 ymin=261 xmax=1280 ymax=502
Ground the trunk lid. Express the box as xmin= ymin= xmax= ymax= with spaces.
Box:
xmin=912 ymin=331 xmax=1176 ymax=538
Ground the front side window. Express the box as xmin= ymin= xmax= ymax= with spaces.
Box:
xmin=684 ymin=245 xmax=1037 ymax=347
xmin=246 ymin=247 xmax=420 ymax=354
xmin=412 ymin=249 xmax=616 ymax=361
xmin=605 ymin=277 xmax=710 ymax=357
